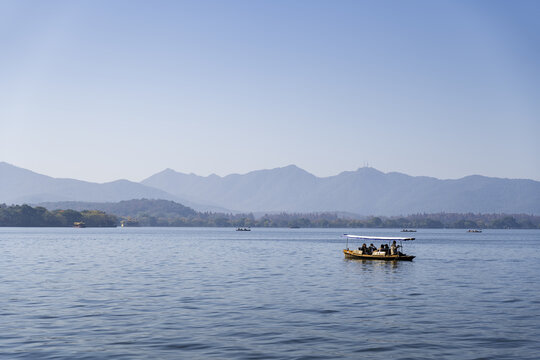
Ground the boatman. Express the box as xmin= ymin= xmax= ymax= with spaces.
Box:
xmin=390 ymin=240 xmax=401 ymax=255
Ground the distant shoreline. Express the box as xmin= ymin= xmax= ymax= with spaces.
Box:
xmin=1 ymin=226 xmax=539 ymax=230
xmin=1 ymin=203 xmax=539 ymax=230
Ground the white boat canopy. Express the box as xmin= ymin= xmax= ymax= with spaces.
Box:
xmin=344 ymin=234 xmax=415 ymax=241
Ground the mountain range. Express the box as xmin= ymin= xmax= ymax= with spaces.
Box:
xmin=0 ymin=162 xmax=223 ymax=212
xmin=1 ymin=162 xmax=539 ymax=215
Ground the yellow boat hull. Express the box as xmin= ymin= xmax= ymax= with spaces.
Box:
xmin=343 ymin=249 xmax=415 ymax=261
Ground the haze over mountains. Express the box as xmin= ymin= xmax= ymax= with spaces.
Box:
xmin=2 ymin=162 xmax=539 ymax=215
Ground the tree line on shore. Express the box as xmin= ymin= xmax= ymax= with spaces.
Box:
xmin=1 ymin=203 xmax=539 ymax=229
xmin=0 ymin=204 xmax=117 ymax=227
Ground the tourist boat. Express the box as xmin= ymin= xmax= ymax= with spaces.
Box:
xmin=401 ymin=229 xmax=417 ymax=232
xmin=467 ymin=229 xmax=482 ymax=233
xmin=236 ymin=227 xmax=251 ymax=231
xmin=73 ymin=222 xmax=86 ymax=228
xmin=343 ymin=234 xmax=416 ymax=261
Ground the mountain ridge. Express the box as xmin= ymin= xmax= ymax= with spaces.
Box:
xmin=0 ymin=162 xmax=225 ymax=212
xmin=141 ymin=165 xmax=540 ymax=215
xmin=2 ymin=162 xmax=539 ymax=215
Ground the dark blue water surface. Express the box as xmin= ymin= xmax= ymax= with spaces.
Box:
xmin=1 ymin=227 xmax=539 ymax=359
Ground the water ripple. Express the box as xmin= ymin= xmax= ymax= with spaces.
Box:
xmin=1 ymin=227 xmax=540 ymax=359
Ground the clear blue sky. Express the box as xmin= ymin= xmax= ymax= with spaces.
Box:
xmin=1 ymin=0 xmax=539 ymax=182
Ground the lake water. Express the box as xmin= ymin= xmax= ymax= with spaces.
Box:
xmin=1 ymin=227 xmax=539 ymax=359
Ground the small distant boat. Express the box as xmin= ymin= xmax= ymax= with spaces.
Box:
xmin=343 ymin=234 xmax=416 ymax=261
xmin=467 ymin=229 xmax=482 ymax=233
xmin=289 ymin=225 xmax=300 ymax=229
xmin=401 ymin=229 xmax=417 ymax=232
xmin=236 ymin=227 xmax=251 ymax=231
xmin=73 ymin=222 xmax=86 ymax=228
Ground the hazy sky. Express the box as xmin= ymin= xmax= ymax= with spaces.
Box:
xmin=1 ymin=0 xmax=539 ymax=183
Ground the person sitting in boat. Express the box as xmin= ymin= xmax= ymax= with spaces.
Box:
xmin=368 ymin=243 xmax=376 ymax=254
xmin=390 ymin=240 xmax=401 ymax=255
xmin=361 ymin=243 xmax=368 ymax=254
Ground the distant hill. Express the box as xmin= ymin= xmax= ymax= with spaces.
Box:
xmin=39 ymin=199 xmax=197 ymax=218
xmin=0 ymin=162 xmax=226 ymax=212
xmin=0 ymin=162 xmax=176 ymax=203
xmin=142 ymin=165 xmax=540 ymax=215
xmin=141 ymin=165 xmax=321 ymax=212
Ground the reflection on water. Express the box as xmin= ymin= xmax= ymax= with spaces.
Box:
xmin=0 ymin=227 xmax=539 ymax=359
xmin=344 ymin=257 xmax=402 ymax=269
